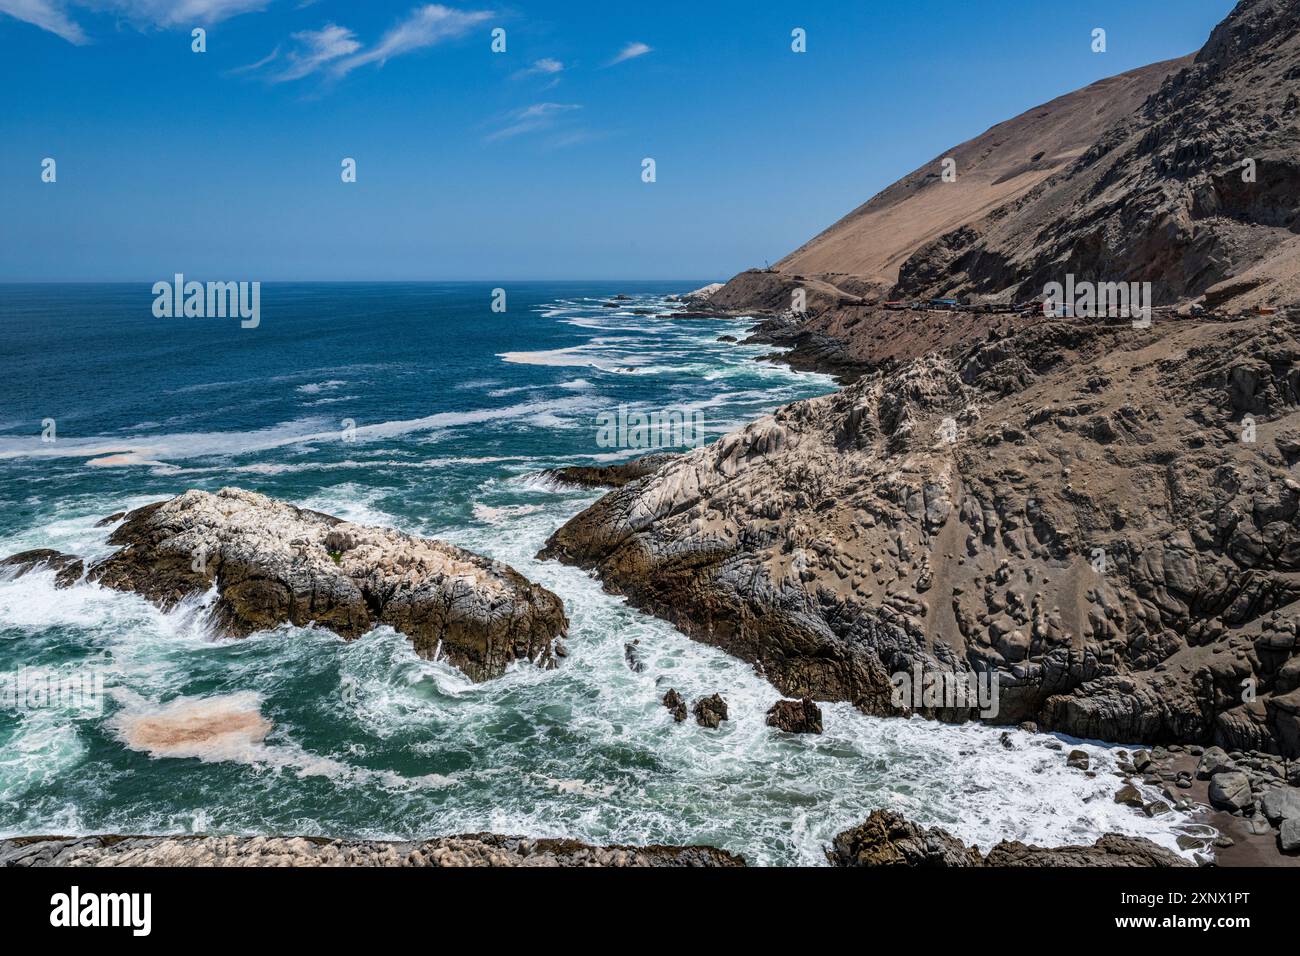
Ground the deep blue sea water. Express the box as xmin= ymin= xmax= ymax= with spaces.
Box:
xmin=0 ymin=282 xmax=1199 ymax=864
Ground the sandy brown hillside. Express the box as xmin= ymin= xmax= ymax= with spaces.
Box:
xmin=705 ymin=0 xmax=1300 ymax=382
xmin=895 ymin=0 xmax=1300 ymax=306
xmin=776 ymin=56 xmax=1189 ymax=285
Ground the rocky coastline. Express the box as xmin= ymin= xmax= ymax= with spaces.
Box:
xmin=530 ymin=0 xmax=1300 ymax=867
xmin=9 ymin=0 xmax=1300 ymax=868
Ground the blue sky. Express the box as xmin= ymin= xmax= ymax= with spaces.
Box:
xmin=1 ymin=0 xmax=1235 ymax=281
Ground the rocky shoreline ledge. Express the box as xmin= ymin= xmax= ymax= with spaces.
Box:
xmin=0 ymin=487 xmax=568 ymax=681
xmin=0 ymin=834 xmax=744 ymax=868
xmin=828 ymin=810 xmax=1189 ymax=867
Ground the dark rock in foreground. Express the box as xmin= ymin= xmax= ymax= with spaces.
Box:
xmin=827 ymin=810 xmax=1189 ymax=868
xmin=766 ymin=697 xmax=824 ymax=734
xmin=0 ymin=834 xmax=744 ymax=868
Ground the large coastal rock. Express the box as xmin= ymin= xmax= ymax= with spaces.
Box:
xmin=0 ymin=834 xmax=743 ymax=868
xmin=542 ymin=315 xmax=1300 ymax=753
xmin=827 ymin=810 xmax=1188 ymax=868
xmin=19 ymin=488 xmax=568 ymax=682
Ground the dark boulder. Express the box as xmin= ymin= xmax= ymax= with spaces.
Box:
xmin=765 ymin=697 xmax=823 ymax=734
xmin=692 ymin=693 xmax=729 ymax=728
xmin=662 ymin=688 xmax=687 ymax=723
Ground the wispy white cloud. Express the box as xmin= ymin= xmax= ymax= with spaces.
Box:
xmin=607 ymin=41 xmax=650 ymax=66
xmin=0 ymin=0 xmax=88 ymax=43
xmin=333 ymin=3 xmax=492 ymax=77
xmin=515 ymin=56 xmax=563 ymax=77
xmin=272 ymin=23 xmax=359 ymax=82
xmin=228 ymin=43 xmax=279 ymax=75
xmin=2 ymin=0 xmax=491 ymax=78
xmin=101 ymin=0 xmax=270 ymax=28
xmin=486 ymin=102 xmax=581 ymax=141
xmin=512 ymin=56 xmax=563 ymax=89
xmin=0 ymin=0 xmax=268 ymax=44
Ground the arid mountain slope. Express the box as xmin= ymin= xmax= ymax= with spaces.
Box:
xmin=712 ymin=0 xmax=1300 ymax=366
xmin=775 ymin=57 xmax=1188 ymax=285
xmin=895 ymin=0 xmax=1300 ymax=306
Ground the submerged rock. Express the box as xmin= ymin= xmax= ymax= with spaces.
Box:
xmin=39 ymin=488 xmax=568 ymax=682
xmin=827 ymin=810 xmax=1189 ymax=868
xmin=0 ymin=834 xmax=745 ymax=868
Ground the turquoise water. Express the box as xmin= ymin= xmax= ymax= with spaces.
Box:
xmin=0 ymin=283 xmax=1197 ymax=864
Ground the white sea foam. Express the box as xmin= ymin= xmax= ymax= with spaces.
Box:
xmin=422 ymin=498 xmax=1205 ymax=865
xmin=0 ymin=397 xmax=593 ymax=465
xmin=297 ymin=380 xmax=347 ymax=394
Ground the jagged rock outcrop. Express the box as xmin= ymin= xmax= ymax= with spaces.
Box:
xmin=0 ymin=834 xmax=744 ymax=868
xmin=542 ymin=454 xmax=680 ymax=489
xmin=542 ymin=314 xmax=1300 ymax=753
xmin=827 ymin=810 xmax=1189 ymax=867
xmin=766 ymin=697 xmax=824 ymax=734
xmin=692 ymin=693 xmax=729 ymax=728
xmin=662 ymin=688 xmax=688 ymax=722
xmin=6 ymin=488 xmax=568 ymax=682
xmin=0 ymin=549 xmax=84 ymax=588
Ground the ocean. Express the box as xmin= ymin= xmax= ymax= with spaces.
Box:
xmin=0 ymin=282 xmax=1198 ymax=864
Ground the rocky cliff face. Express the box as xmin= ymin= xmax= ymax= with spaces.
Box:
xmin=3 ymin=488 xmax=568 ymax=682
xmin=543 ymin=312 xmax=1300 ymax=754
